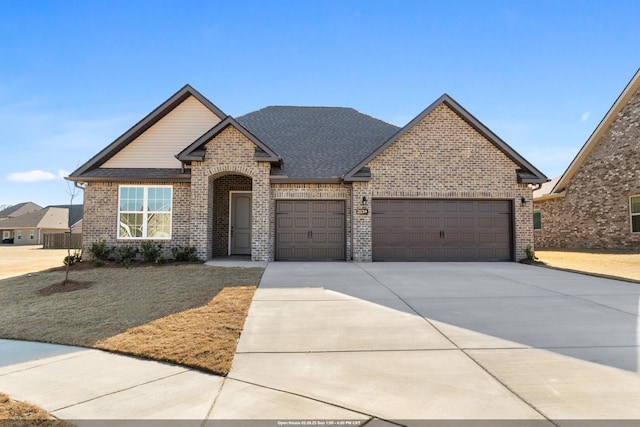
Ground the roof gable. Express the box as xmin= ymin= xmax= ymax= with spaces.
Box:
xmin=0 ymin=207 xmax=68 ymax=229
xmin=0 ymin=202 xmax=42 ymax=218
xmin=176 ymin=116 xmax=281 ymax=163
xmin=344 ymin=94 xmax=547 ymax=183
xmin=550 ymin=68 xmax=640 ymax=194
xmin=69 ymin=85 xmax=226 ymax=178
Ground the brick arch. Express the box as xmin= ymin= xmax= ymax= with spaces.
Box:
xmin=205 ymin=164 xmax=258 ymax=180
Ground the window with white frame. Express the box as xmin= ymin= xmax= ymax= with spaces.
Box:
xmin=118 ymin=185 xmax=172 ymax=239
xmin=631 ymin=196 xmax=640 ymax=233
xmin=3 ymin=231 xmax=9 ymax=239
xmin=29 ymin=230 xmax=35 ymax=240
xmin=16 ymin=231 xmax=21 ymax=240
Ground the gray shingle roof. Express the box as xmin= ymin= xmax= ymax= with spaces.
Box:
xmin=236 ymin=106 xmax=400 ymax=179
xmin=75 ymin=168 xmax=190 ymax=181
xmin=0 ymin=202 xmax=42 ymax=219
xmin=0 ymin=207 xmax=68 ymax=230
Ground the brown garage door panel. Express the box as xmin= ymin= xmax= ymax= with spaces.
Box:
xmin=276 ymin=200 xmax=345 ymax=261
xmin=372 ymin=199 xmax=512 ymax=262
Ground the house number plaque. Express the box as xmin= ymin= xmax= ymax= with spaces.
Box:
xmin=356 ymin=209 xmax=369 ymax=215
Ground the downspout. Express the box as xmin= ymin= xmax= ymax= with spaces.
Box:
xmin=340 ymin=180 xmax=355 ymax=261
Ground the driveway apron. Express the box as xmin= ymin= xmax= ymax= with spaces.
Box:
xmin=214 ymin=262 xmax=640 ymax=423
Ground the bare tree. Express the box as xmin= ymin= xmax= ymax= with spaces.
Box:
xmin=64 ymin=181 xmax=81 ymax=286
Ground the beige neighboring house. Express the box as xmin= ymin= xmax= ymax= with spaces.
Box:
xmin=533 ymin=68 xmax=640 ymax=249
xmin=0 ymin=202 xmax=42 ymax=220
xmin=67 ymin=85 xmax=547 ymax=262
xmin=0 ymin=207 xmax=70 ymax=245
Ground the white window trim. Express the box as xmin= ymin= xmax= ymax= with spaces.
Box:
xmin=29 ymin=230 xmax=35 ymax=240
xmin=117 ymin=185 xmax=173 ymax=240
xmin=630 ymin=195 xmax=640 ymax=233
xmin=16 ymin=231 xmax=21 ymax=240
xmin=3 ymin=231 xmax=9 ymax=239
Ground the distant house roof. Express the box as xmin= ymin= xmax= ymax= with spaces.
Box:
xmin=547 ymin=68 xmax=640 ymax=196
xmin=533 ymin=176 xmax=562 ymax=201
xmin=236 ymin=106 xmax=400 ymax=180
xmin=0 ymin=202 xmax=42 ymax=219
xmin=0 ymin=207 xmax=69 ymax=230
xmin=48 ymin=204 xmax=84 ymax=227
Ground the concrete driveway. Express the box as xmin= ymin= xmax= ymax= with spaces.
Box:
xmin=214 ymin=262 xmax=640 ymax=422
xmin=1 ymin=262 xmax=640 ymax=424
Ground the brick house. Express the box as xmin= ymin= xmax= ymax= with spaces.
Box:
xmin=533 ymin=69 xmax=640 ymax=249
xmin=67 ymin=85 xmax=546 ymax=262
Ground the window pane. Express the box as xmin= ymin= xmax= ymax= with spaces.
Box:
xmin=147 ymin=213 xmax=171 ymax=238
xmin=120 ymin=187 xmax=144 ymax=211
xmin=632 ymin=215 xmax=640 ymax=233
xmin=120 ymin=213 xmax=144 ymax=238
xmin=533 ymin=211 xmax=541 ymax=230
xmin=148 ymin=187 xmax=171 ymax=212
xmin=631 ymin=197 xmax=640 ymax=214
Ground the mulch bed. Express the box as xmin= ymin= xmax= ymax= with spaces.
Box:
xmin=37 ymin=280 xmax=93 ymax=296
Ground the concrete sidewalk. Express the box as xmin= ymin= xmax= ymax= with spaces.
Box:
xmin=1 ymin=262 xmax=640 ymax=424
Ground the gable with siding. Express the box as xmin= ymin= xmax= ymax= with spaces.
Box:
xmin=102 ymin=96 xmax=222 ymax=169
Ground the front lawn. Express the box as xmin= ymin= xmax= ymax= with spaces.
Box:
xmin=0 ymin=264 xmax=262 ymax=375
xmin=535 ymin=249 xmax=640 ymax=282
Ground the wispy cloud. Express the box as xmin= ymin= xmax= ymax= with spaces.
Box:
xmin=7 ymin=169 xmax=69 ymax=183
xmin=581 ymin=111 xmax=591 ymax=122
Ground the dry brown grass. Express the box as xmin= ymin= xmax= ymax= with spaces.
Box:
xmin=0 ymin=392 xmax=73 ymax=426
xmin=95 ymin=286 xmax=256 ymax=375
xmin=536 ymin=249 xmax=640 ymax=282
xmin=0 ymin=264 xmax=262 ymax=374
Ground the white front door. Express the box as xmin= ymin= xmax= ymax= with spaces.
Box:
xmin=230 ymin=192 xmax=252 ymax=255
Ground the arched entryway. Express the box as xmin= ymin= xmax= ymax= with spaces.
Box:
xmin=209 ymin=173 xmax=253 ymax=258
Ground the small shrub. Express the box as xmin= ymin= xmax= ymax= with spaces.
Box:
xmin=89 ymin=240 xmax=111 ymax=261
xmin=171 ymin=245 xmax=198 ymax=262
xmin=140 ymin=241 xmax=163 ymax=263
xmin=93 ymin=259 xmax=106 ymax=268
xmin=116 ymin=245 xmax=139 ymax=267
xmin=525 ymin=244 xmax=535 ymax=261
xmin=63 ymin=250 xmax=83 ymax=266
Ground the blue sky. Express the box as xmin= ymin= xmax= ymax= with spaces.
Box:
xmin=1 ymin=0 xmax=638 ymax=207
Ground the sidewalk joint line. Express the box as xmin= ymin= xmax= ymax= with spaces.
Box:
xmin=225 ymin=376 xmax=400 ymax=425
xmin=52 ymin=369 xmax=191 ymax=412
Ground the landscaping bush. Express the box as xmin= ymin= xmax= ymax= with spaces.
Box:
xmin=171 ymin=245 xmax=199 ymax=262
xmin=88 ymin=240 xmax=112 ymax=261
xmin=116 ymin=245 xmax=139 ymax=267
xmin=140 ymin=241 xmax=163 ymax=263
xmin=93 ymin=259 xmax=106 ymax=268
xmin=63 ymin=250 xmax=83 ymax=266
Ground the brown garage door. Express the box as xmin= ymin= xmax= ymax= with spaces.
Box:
xmin=372 ymin=199 xmax=512 ymax=261
xmin=276 ymin=200 xmax=345 ymax=261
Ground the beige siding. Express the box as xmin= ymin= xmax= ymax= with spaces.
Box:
xmin=102 ymin=96 xmax=222 ymax=169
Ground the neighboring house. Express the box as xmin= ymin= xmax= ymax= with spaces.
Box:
xmin=0 ymin=202 xmax=42 ymax=220
xmin=533 ymin=68 xmax=640 ymax=249
xmin=49 ymin=204 xmax=84 ymax=234
xmin=0 ymin=207 xmax=70 ymax=245
xmin=67 ymin=85 xmax=546 ymax=262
